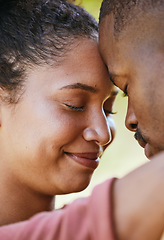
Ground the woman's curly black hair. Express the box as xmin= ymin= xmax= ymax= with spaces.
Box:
xmin=0 ymin=0 xmax=98 ymax=103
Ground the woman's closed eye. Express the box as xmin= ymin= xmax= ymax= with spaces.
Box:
xmin=65 ymin=104 xmax=85 ymax=112
xmin=104 ymin=109 xmax=117 ymax=116
xmin=64 ymin=101 xmax=117 ymax=116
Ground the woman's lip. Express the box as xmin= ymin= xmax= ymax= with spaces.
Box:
xmin=67 ymin=152 xmax=100 ymax=160
xmin=65 ymin=152 xmax=100 ymax=169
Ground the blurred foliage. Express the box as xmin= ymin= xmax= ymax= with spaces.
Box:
xmin=56 ymin=0 xmax=148 ymax=209
xmin=75 ymin=0 xmax=102 ymax=20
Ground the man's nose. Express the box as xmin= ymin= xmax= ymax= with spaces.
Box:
xmin=125 ymin=100 xmax=138 ymax=132
xmin=83 ymin=112 xmax=112 ymax=147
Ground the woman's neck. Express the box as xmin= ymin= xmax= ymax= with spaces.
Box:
xmin=0 ymin=176 xmax=55 ymax=226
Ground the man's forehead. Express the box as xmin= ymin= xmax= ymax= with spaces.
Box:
xmin=100 ymin=10 xmax=163 ymax=44
xmin=99 ymin=15 xmax=118 ymax=64
xmin=101 ymin=12 xmax=164 ymax=61
xmin=99 ymin=16 xmax=135 ymax=82
xmin=99 ymin=14 xmax=115 ymax=43
xmin=99 ymin=14 xmax=130 ymax=79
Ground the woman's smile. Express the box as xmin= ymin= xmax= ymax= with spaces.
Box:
xmin=64 ymin=152 xmax=101 ymax=170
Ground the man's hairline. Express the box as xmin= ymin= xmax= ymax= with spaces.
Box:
xmin=100 ymin=9 xmax=164 ymax=47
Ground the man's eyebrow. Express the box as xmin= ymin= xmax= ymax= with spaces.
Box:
xmin=59 ymin=83 xmax=97 ymax=93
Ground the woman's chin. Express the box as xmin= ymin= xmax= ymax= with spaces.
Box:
xmin=58 ymin=177 xmax=92 ymax=195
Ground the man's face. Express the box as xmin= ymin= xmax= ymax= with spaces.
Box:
xmin=99 ymin=14 xmax=164 ymax=159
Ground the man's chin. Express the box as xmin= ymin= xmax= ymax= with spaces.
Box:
xmin=144 ymin=144 xmax=162 ymax=160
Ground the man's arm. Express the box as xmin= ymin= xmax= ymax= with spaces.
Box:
xmin=113 ymin=151 xmax=164 ymax=240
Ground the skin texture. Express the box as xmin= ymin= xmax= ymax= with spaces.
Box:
xmin=0 ymin=38 xmax=117 ymax=225
xmin=99 ymin=13 xmax=164 ymax=159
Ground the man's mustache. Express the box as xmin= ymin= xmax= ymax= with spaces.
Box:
xmin=134 ymin=128 xmax=147 ymax=143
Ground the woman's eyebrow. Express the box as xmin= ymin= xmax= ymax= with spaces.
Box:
xmin=59 ymin=83 xmax=97 ymax=93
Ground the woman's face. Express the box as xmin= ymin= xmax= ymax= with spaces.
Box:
xmin=0 ymin=39 xmax=117 ymax=195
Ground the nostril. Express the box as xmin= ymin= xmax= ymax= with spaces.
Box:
xmin=131 ymin=123 xmax=137 ymax=130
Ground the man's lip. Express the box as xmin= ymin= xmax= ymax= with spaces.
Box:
xmin=137 ymin=140 xmax=147 ymax=148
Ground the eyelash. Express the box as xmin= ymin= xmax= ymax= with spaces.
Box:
xmin=65 ymin=104 xmax=85 ymax=112
xmin=122 ymin=85 xmax=128 ymax=97
xmin=65 ymin=104 xmax=117 ymax=116
xmin=109 ymin=74 xmax=127 ymax=98
xmin=104 ymin=110 xmax=117 ymax=116
xmin=109 ymin=75 xmax=115 ymax=85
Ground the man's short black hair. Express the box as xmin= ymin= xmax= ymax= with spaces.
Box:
xmin=99 ymin=0 xmax=164 ymax=36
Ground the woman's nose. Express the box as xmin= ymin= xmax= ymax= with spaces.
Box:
xmin=83 ymin=112 xmax=113 ymax=147
xmin=125 ymin=100 xmax=138 ymax=132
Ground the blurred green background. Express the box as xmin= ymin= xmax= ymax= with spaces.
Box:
xmin=56 ymin=0 xmax=148 ymax=209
